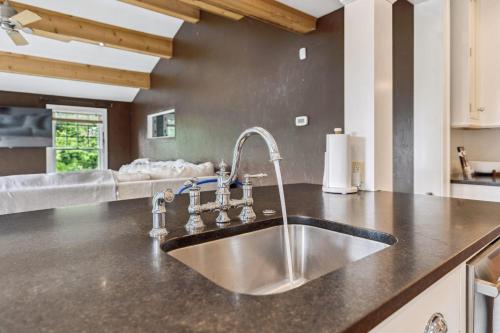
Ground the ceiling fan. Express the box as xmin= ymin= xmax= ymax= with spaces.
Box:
xmin=0 ymin=0 xmax=41 ymax=46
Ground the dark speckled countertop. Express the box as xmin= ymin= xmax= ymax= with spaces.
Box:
xmin=0 ymin=184 xmax=499 ymax=333
xmin=451 ymin=173 xmax=500 ymax=187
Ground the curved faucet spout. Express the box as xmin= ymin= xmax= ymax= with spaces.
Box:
xmin=223 ymin=127 xmax=282 ymax=186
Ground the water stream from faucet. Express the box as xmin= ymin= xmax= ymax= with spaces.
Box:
xmin=273 ymin=160 xmax=294 ymax=283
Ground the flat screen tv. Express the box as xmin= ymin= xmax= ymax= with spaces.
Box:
xmin=0 ymin=107 xmax=53 ymax=148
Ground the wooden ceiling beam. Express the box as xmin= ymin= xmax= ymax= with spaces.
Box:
xmin=0 ymin=51 xmax=150 ymax=89
xmin=119 ymin=0 xmax=200 ymax=24
xmin=7 ymin=1 xmax=173 ymax=59
xmin=177 ymin=0 xmax=244 ymax=21
xmin=185 ymin=0 xmax=316 ymax=33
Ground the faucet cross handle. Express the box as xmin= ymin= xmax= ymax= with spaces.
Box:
xmin=239 ymin=173 xmax=267 ymax=223
xmin=218 ymin=160 xmax=228 ymax=173
xmin=184 ymin=177 xmax=200 ymax=188
xmin=186 ymin=177 xmax=205 ymax=232
xmin=243 ymin=173 xmax=267 ymax=183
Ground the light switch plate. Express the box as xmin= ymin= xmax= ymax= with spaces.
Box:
xmin=295 ymin=116 xmax=308 ymax=127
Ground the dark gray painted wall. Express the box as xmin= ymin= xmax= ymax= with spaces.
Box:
xmin=393 ymin=0 xmax=414 ymax=193
xmin=131 ymin=11 xmax=345 ymax=185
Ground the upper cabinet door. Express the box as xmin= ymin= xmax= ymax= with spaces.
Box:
xmin=451 ymin=0 xmax=479 ymax=128
xmin=476 ymin=0 xmax=500 ymax=127
xmin=452 ymin=0 xmax=500 ymax=128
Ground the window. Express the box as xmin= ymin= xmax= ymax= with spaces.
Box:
xmin=46 ymin=105 xmax=107 ymax=173
xmin=147 ymin=109 xmax=175 ymax=139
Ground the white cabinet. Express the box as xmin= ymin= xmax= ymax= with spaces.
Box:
xmin=451 ymin=183 xmax=500 ymax=202
xmin=475 ymin=0 xmax=500 ymax=127
xmin=451 ymin=0 xmax=479 ymax=128
xmin=371 ymin=264 xmax=466 ymax=333
xmin=452 ymin=0 xmax=500 ymax=128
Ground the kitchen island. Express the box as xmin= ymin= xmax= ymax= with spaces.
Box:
xmin=0 ymin=184 xmax=498 ymax=332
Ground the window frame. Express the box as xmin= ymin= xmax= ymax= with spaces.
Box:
xmin=147 ymin=109 xmax=175 ymax=140
xmin=46 ymin=105 xmax=108 ymax=173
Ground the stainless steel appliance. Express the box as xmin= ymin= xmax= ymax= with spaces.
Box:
xmin=467 ymin=238 xmax=500 ymax=333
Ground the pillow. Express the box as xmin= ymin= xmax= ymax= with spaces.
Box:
xmin=149 ymin=161 xmax=215 ymax=180
xmin=115 ymin=172 xmax=151 ymax=183
xmin=119 ymin=160 xmax=215 ymax=180
xmin=119 ymin=158 xmax=153 ymax=173
xmin=131 ymin=158 xmax=152 ymax=165
xmin=149 ymin=169 xmax=179 ymax=180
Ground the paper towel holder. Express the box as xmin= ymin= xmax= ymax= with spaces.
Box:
xmin=322 ymin=129 xmax=358 ymax=194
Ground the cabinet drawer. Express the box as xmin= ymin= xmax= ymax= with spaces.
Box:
xmin=371 ymin=264 xmax=466 ymax=333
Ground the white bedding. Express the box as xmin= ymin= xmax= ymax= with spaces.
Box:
xmin=116 ymin=175 xmax=217 ymax=200
xmin=0 ymin=170 xmax=117 ymax=215
xmin=119 ymin=159 xmax=214 ymax=179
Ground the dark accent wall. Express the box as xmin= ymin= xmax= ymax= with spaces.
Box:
xmin=393 ymin=0 xmax=414 ymax=193
xmin=0 ymin=91 xmax=132 ymax=176
xmin=131 ymin=10 xmax=344 ymax=185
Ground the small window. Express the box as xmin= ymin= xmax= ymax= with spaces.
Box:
xmin=147 ymin=109 xmax=175 ymax=139
xmin=46 ymin=105 xmax=107 ymax=173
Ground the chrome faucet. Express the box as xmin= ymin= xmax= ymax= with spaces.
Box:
xmin=150 ymin=189 xmax=175 ymax=238
xmin=223 ymin=127 xmax=282 ymax=186
xmin=184 ymin=127 xmax=282 ymax=232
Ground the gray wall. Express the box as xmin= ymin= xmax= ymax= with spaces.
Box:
xmin=393 ymin=0 xmax=414 ymax=193
xmin=131 ymin=10 xmax=345 ymax=185
xmin=131 ymin=5 xmax=414 ymax=188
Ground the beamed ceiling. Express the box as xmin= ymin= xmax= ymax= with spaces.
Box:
xmin=0 ymin=0 xmax=343 ymax=102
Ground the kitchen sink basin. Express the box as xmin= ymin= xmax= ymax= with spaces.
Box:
xmin=165 ymin=216 xmax=396 ymax=296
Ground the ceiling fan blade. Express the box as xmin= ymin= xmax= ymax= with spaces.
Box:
xmin=10 ymin=10 xmax=41 ymax=27
xmin=31 ymin=29 xmax=72 ymax=43
xmin=6 ymin=30 xmax=28 ymax=46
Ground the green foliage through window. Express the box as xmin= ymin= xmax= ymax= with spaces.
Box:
xmin=56 ymin=150 xmax=99 ymax=172
xmin=54 ymin=120 xmax=102 ymax=173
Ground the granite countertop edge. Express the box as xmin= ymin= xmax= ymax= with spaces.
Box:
xmin=346 ymin=226 xmax=499 ymax=332
xmin=451 ymin=174 xmax=500 ymax=187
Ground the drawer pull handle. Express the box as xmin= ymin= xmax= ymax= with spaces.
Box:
xmin=424 ymin=313 xmax=448 ymax=333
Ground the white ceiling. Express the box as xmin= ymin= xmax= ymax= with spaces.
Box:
xmin=0 ymin=33 xmax=160 ymax=72
xmin=0 ymin=72 xmax=140 ymax=101
xmin=13 ymin=0 xmax=184 ymax=38
xmin=0 ymin=0 xmax=343 ymax=102
xmin=276 ymin=0 xmax=344 ymax=18
xmin=0 ymin=0 xmax=182 ymax=102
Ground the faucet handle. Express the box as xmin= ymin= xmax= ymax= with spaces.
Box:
xmin=243 ymin=173 xmax=267 ymax=183
xmin=152 ymin=189 xmax=174 ymax=213
xmin=218 ymin=160 xmax=228 ymax=172
xmin=150 ymin=189 xmax=174 ymax=238
xmin=163 ymin=188 xmax=175 ymax=203
xmin=184 ymin=177 xmax=200 ymax=189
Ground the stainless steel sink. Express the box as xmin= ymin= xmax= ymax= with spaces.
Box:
xmin=166 ymin=217 xmax=395 ymax=295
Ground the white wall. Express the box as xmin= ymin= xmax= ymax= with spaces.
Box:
xmin=414 ymin=0 xmax=450 ymax=196
xmin=344 ymin=0 xmax=393 ymax=192
xmin=374 ymin=0 xmax=393 ymax=191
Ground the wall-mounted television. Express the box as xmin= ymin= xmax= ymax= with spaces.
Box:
xmin=0 ymin=107 xmax=53 ymax=148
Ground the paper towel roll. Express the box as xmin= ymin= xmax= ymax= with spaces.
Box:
xmin=323 ymin=134 xmax=356 ymax=193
